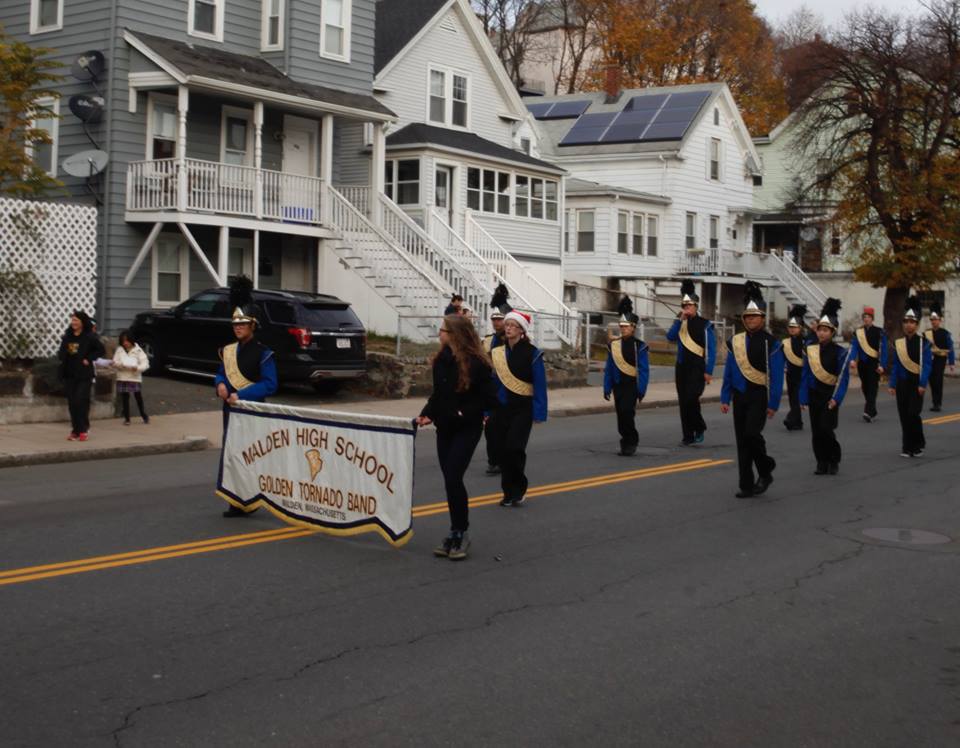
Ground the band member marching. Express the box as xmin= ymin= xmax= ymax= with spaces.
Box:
xmin=666 ymin=279 xmax=716 ymax=445
xmin=603 ymin=297 xmax=650 ymax=456
xmin=849 ymin=306 xmax=887 ymax=422
xmin=720 ymin=282 xmax=784 ymax=498
xmin=799 ymin=299 xmax=851 ymax=475
xmin=924 ymin=302 xmax=955 ymax=412
xmin=488 ymin=310 xmax=548 ymax=507
xmin=783 ymin=304 xmax=808 ymax=431
xmin=215 ymin=277 xmax=278 ymax=517
xmin=483 ymin=284 xmax=510 ymax=475
xmin=888 ymin=296 xmax=933 ymax=458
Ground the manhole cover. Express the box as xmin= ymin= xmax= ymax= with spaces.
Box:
xmin=862 ymin=528 xmax=953 ymax=545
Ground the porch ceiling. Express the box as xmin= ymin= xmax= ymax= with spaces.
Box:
xmin=125 ymin=30 xmax=396 ymax=122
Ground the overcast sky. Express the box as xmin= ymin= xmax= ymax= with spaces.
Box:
xmin=753 ymin=0 xmax=929 ymax=27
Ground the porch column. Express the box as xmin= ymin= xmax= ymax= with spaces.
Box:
xmin=254 ymin=102 xmax=264 ymax=219
xmin=218 ymin=226 xmax=230 ymax=285
xmin=371 ymin=122 xmax=386 ymax=224
xmin=252 ymin=230 xmax=260 ymax=288
xmin=176 ymin=86 xmax=189 ymax=212
xmin=321 ymin=114 xmax=334 ymax=223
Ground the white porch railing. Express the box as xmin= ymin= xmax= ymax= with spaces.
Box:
xmin=337 ymin=186 xmax=371 ymax=217
xmin=676 ymin=248 xmax=719 ymax=274
xmin=127 ymin=158 xmax=324 ymax=225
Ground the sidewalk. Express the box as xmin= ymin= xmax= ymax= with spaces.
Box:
xmin=0 ymin=381 xmax=719 ymax=468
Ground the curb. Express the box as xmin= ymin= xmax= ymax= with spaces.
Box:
xmin=0 ymin=436 xmax=210 ymax=469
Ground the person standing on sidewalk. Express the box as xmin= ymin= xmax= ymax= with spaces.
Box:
xmin=416 ymin=315 xmax=497 ymax=561
xmin=924 ymin=302 xmax=955 ymax=412
xmin=112 ymin=330 xmax=150 ymax=425
xmin=782 ymin=304 xmax=808 ymax=431
xmin=482 ymin=283 xmax=510 ymax=475
xmin=720 ymin=282 xmax=784 ymax=498
xmin=216 ymin=279 xmax=278 ymax=517
xmin=489 ymin=310 xmax=548 ymax=507
xmin=888 ymin=297 xmax=932 ymax=458
xmin=603 ymin=297 xmax=650 ymax=456
xmin=799 ymin=299 xmax=851 ymax=476
xmin=58 ymin=311 xmax=105 ymax=442
xmin=849 ymin=307 xmax=887 ymax=422
xmin=666 ymin=279 xmax=716 ymax=446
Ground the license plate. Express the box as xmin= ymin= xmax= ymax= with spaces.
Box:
xmin=336 ymin=338 xmax=351 ymax=349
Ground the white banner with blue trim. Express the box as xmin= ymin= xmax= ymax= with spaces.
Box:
xmin=216 ymin=402 xmax=416 ymax=546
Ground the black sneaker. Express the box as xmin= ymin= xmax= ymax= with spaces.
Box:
xmin=753 ymin=474 xmax=773 ymax=495
xmin=618 ymin=445 xmax=637 ymax=456
xmin=448 ymin=532 xmax=470 ymax=560
xmin=433 ymin=533 xmax=455 ymax=558
xmin=485 ymin=463 xmax=501 ymax=475
xmin=930 ymin=406 xmax=942 ymax=412
xmin=499 ymin=496 xmax=514 ymax=507
xmin=862 ymin=413 xmax=873 ymax=423
xmin=679 ymin=438 xmax=695 ymax=447
xmin=828 ymin=463 xmax=839 ymax=475
xmin=512 ymin=495 xmax=526 ymax=507
xmin=814 ymin=462 xmax=828 ymax=475
xmin=735 ymin=489 xmax=755 ymax=498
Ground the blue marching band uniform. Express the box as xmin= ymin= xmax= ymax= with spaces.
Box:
xmin=848 ymin=308 xmax=888 ymax=422
xmin=924 ymin=301 xmax=955 ymax=412
xmin=603 ymin=297 xmax=651 ymax=456
xmin=889 ymin=297 xmax=933 ymax=457
xmin=666 ymin=280 xmax=717 ymax=445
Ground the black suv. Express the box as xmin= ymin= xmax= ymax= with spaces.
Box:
xmin=129 ymin=288 xmax=367 ymax=387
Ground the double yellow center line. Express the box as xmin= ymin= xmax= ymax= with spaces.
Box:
xmin=925 ymin=412 xmax=960 ymax=426
xmin=1 ymin=457 xmax=728 ymax=588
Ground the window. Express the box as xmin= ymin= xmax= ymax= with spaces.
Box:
xmin=514 ymin=175 xmax=529 ymax=217
xmin=617 ymin=211 xmax=629 ymax=254
xmin=709 ymin=216 xmax=719 ymax=249
xmin=709 ymin=138 xmax=721 ymax=180
xmin=152 ymin=235 xmax=188 ymax=307
xmin=427 ymin=67 xmax=469 ymax=128
xmin=632 ymin=214 xmax=644 ymax=256
xmin=189 ymin=0 xmax=223 ymax=42
xmin=544 ymin=179 xmax=557 ymax=220
xmin=467 ymin=167 xmax=509 ymax=215
xmin=221 ymin=108 xmax=253 ymax=166
xmin=577 ymin=210 xmax=594 ymax=252
xmin=321 ymin=0 xmax=351 ymax=60
xmin=520 ymin=137 xmax=531 ymax=155
xmin=713 ymin=108 xmax=719 ymax=126
xmin=30 ymin=0 xmax=62 ymax=34
xmin=181 ymin=292 xmax=222 ymax=317
xmin=147 ymin=94 xmax=177 ymax=160
xmin=685 ymin=212 xmax=697 ymax=249
xmin=262 ymin=0 xmax=284 ymax=50
xmin=753 ymin=174 xmax=763 ymax=187
xmin=385 ymin=159 xmax=420 ymax=204
xmin=646 ymin=216 xmax=658 ymax=256
xmin=27 ymin=97 xmax=59 ymax=177
xmin=831 ymin=230 xmax=841 ymax=256
xmin=564 ymin=283 xmax=577 ymax=303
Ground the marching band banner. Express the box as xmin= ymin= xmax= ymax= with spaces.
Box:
xmin=216 ymin=402 xmax=417 ymax=546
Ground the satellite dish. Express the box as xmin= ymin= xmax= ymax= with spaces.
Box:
xmin=62 ymin=150 xmax=109 ymax=178
xmin=69 ymin=94 xmax=105 ymax=124
xmin=800 ymin=226 xmax=818 ymax=242
xmin=71 ymin=50 xmax=106 ymax=82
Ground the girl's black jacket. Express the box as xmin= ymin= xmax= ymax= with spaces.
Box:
xmin=420 ymin=346 xmax=497 ymax=430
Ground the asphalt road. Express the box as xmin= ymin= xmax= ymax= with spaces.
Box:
xmin=2 ymin=386 xmax=959 ymax=747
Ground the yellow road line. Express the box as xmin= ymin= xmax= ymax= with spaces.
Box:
xmin=0 ymin=458 xmax=730 ymax=588
xmin=924 ymin=412 xmax=960 ymax=425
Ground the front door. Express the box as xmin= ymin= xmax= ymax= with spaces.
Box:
xmin=282 ymin=116 xmax=318 ymax=222
xmin=435 ymin=165 xmax=454 ymax=227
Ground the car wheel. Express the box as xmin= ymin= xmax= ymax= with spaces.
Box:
xmin=139 ymin=335 xmax=166 ymax=374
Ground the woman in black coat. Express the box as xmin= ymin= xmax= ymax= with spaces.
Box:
xmin=58 ymin=310 xmax=105 ymax=441
xmin=416 ymin=314 xmax=497 ymax=560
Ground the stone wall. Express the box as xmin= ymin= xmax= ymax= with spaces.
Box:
xmin=0 ymin=363 xmax=116 ymax=425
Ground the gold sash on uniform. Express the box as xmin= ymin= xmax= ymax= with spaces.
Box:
xmin=222 ymin=343 xmax=256 ymax=391
xmin=806 ymin=344 xmax=838 ymax=386
xmin=679 ymin=319 xmax=705 ymax=358
xmin=492 ymin=345 xmax=534 ymax=396
xmin=482 ymin=335 xmax=494 ymax=354
xmin=855 ymin=327 xmax=879 ymax=359
xmin=924 ymin=330 xmax=948 ymax=357
xmin=610 ymin=338 xmax=638 ymax=378
xmin=732 ymin=333 xmax=768 ymax=386
xmin=895 ymin=337 xmax=921 ymax=375
xmin=783 ymin=338 xmax=803 ymax=367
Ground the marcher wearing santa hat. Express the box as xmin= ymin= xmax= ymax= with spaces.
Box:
xmin=487 ymin=309 xmax=547 ymax=507
xmin=849 ymin=305 xmax=887 ymax=422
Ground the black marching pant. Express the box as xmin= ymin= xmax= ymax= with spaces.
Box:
xmin=436 ymin=423 xmax=483 ymax=533
xmin=676 ymin=362 xmax=706 ymax=440
xmin=484 ymin=410 xmax=500 ymax=467
xmin=64 ymin=378 xmax=92 ymax=434
xmin=859 ymin=360 xmax=880 ymax=417
xmin=487 ymin=406 xmax=534 ymax=501
xmin=732 ymin=386 xmax=775 ymax=492
xmin=930 ymin=357 xmax=947 ymax=408
xmin=121 ymin=391 xmax=148 ymax=421
xmin=784 ymin=367 xmax=803 ymax=428
xmin=808 ymin=390 xmax=841 ymax=466
xmin=614 ymin=379 xmax=639 ymax=450
xmin=896 ymin=379 xmax=926 ymax=454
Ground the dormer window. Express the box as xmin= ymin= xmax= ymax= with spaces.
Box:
xmin=428 ymin=67 xmax=469 ymax=128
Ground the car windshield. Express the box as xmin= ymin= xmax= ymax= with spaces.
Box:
xmin=299 ymin=303 xmax=362 ymax=329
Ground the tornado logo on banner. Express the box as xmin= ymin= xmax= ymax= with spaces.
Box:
xmin=216 ymin=402 xmax=417 ymax=546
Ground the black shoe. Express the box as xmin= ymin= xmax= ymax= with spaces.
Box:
xmin=814 ymin=462 xmax=828 ymax=475
xmin=862 ymin=413 xmax=873 ymax=423
xmin=913 ymin=449 xmax=924 ymax=457
xmin=785 ymin=422 xmax=803 ymax=431
xmin=433 ymin=533 xmax=455 ymax=558
xmin=828 ymin=463 xmax=839 ymax=475
xmin=499 ymin=496 xmax=514 ymax=507
xmin=679 ymin=438 xmax=695 ymax=447
xmin=753 ymin=474 xmax=774 ymax=495
xmin=142 ymin=416 xmax=150 ymax=424
xmin=511 ymin=495 xmax=526 ymax=507
xmin=930 ymin=406 xmax=942 ymax=412
xmin=735 ymin=489 xmax=755 ymax=498
xmin=448 ymin=532 xmax=470 ymax=560
xmin=693 ymin=432 xmax=705 ymax=444
xmin=619 ymin=444 xmax=637 ymax=456
xmin=485 ymin=463 xmax=501 ymax=475
xmin=222 ymin=505 xmax=252 ymax=518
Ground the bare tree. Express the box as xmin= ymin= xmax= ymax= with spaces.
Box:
xmin=473 ymin=0 xmax=547 ymax=87
xmin=775 ymin=4 xmax=827 ymax=49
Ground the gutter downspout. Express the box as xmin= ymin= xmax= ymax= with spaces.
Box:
xmin=101 ymin=0 xmax=120 ymax=330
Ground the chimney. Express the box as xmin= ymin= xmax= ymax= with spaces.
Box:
xmin=604 ymin=64 xmax=621 ymax=104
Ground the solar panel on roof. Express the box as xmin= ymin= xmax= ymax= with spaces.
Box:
xmin=624 ymin=94 xmax=669 ymax=111
xmin=600 ymin=124 xmax=648 ymax=143
xmin=652 ymin=106 xmax=702 ymax=124
xmin=641 ymin=122 xmax=689 ymax=141
xmin=661 ymin=91 xmax=710 ymax=108
xmin=525 ymin=102 xmax=553 ymax=118
xmin=559 ymin=112 xmax=617 ymax=145
xmin=541 ymin=100 xmax=590 ymax=119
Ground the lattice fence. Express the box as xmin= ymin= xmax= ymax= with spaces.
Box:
xmin=0 ymin=198 xmax=98 ymax=359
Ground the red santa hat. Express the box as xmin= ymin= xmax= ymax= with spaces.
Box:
xmin=503 ymin=309 xmax=531 ymax=334
xmin=862 ymin=306 xmax=875 ymax=317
